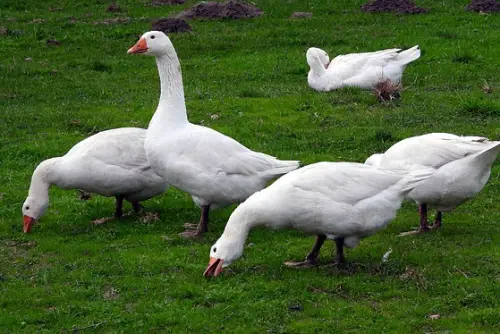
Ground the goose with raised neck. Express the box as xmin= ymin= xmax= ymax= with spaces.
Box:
xmin=365 ymin=132 xmax=500 ymax=235
xmin=22 ymin=128 xmax=168 ymax=233
xmin=204 ymin=162 xmax=434 ymax=277
xmin=306 ymin=46 xmax=421 ymax=92
xmin=128 ymin=31 xmax=300 ymax=238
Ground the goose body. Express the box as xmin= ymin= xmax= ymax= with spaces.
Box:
xmin=128 ymin=31 xmax=299 ymax=237
xmin=307 ymin=46 xmax=420 ymax=91
xmin=22 ymin=127 xmax=169 ymax=233
xmin=204 ymin=162 xmax=433 ymax=277
xmin=365 ymin=133 xmax=500 ymax=233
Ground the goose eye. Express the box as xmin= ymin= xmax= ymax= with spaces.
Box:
xmin=213 ymin=247 xmax=217 ymax=253
xmin=151 ymin=35 xmax=155 ymax=40
xmin=25 ymin=206 xmax=30 ymax=210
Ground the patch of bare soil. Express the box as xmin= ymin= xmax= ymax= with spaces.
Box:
xmin=373 ymin=79 xmax=402 ymax=102
xmin=290 ymin=12 xmax=313 ymax=19
xmin=93 ymin=17 xmax=129 ymax=25
xmin=106 ymin=3 xmax=121 ymax=12
xmin=152 ymin=0 xmax=185 ymax=6
xmin=467 ymin=0 xmax=500 ymax=12
xmin=176 ymin=1 xmax=263 ymax=20
xmin=152 ymin=18 xmax=192 ymax=33
xmin=46 ymin=39 xmax=61 ymax=46
xmin=361 ymin=0 xmax=429 ymax=14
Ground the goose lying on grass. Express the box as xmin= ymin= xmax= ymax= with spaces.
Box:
xmin=365 ymin=133 xmax=500 ymax=235
xmin=22 ymin=128 xmax=169 ymax=233
xmin=127 ymin=31 xmax=300 ymax=238
xmin=307 ymin=46 xmax=420 ymax=92
xmin=203 ymin=162 xmax=433 ymax=277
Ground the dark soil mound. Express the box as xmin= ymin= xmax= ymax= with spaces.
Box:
xmin=106 ymin=3 xmax=121 ymax=12
xmin=152 ymin=0 xmax=185 ymax=6
xmin=361 ymin=0 xmax=428 ymax=14
xmin=152 ymin=18 xmax=192 ymax=33
xmin=46 ymin=39 xmax=61 ymax=46
xmin=466 ymin=0 xmax=500 ymax=12
xmin=176 ymin=1 xmax=263 ymax=20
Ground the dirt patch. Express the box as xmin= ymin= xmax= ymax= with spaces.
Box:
xmin=152 ymin=0 xmax=185 ymax=6
xmin=46 ymin=39 xmax=61 ymax=46
xmin=290 ymin=12 xmax=313 ymax=19
xmin=106 ymin=3 xmax=121 ymax=12
xmin=103 ymin=286 xmax=120 ymax=300
xmin=93 ymin=17 xmax=129 ymax=25
xmin=0 ymin=27 xmax=8 ymax=36
xmin=176 ymin=1 xmax=263 ymax=20
xmin=466 ymin=0 xmax=500 ymax=12
xmin=152 ymin=18 xmax=192 ymax=33
xmin=140 ymin=212 xmax=160 ymax=224
xmin=361 ymin=0 xmax=429 ymax=14
xmin=373 ymin=79 xmax=402 ymax=102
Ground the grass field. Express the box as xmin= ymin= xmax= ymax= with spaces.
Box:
xmin=1 ymin=0 xmax=499 ymax=332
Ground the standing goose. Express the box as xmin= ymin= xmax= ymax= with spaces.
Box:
xmin=306 ymin=46 xmax=420 ymax=92
xmin=22 ymin=128 xmax=169 ymax=233
xmin=204 ymin=162 xmax=433 ymax=277
xmin=365 ymin=133 xmax=500 ymax=235
xmin=128 ymin=31 xmax=300 ymax=237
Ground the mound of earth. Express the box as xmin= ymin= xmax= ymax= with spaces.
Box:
xmin=176 ymin=1 xmax=263 ymax=20
xmin=152 ymin=0 xmax=185 ymax=6
xmin=361 ymin=0 xmax=429 ymax=14
xmin=466 ymin=0 xmax=500 ymax=12
xmin=152 ymin=18 xmax=192 ymax=33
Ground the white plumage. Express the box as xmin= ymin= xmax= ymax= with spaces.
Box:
xmin=22 ymin=128 xmax=169 ymax=233
xmin=128 ymin=31 xmax=299 ymax=237
xmin=365 ymin=133 xmax=500 ymax=234
xmin=307 ymin=46 xmax=420 ymax=91
xmin=204 ymin=162 xmax=433 ymax=277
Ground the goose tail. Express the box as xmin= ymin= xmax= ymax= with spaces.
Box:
xmin=398 ymin=167 xmax=435 ymax=194
xmin=469 ymin=141 xmax=500 ymax=167
xmin=396 ymin=45 xmax=421 ymax=65
xmin=263 ymin=160 xmax=301 ymax=178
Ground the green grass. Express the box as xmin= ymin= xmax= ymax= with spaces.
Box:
xmin=1 ymin=0 xmax=500 ymax=332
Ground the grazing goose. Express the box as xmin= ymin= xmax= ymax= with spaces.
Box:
xmin=127 ymin=31 xmax=300 ymax=238
xmin=22 ymin=128 xmax=169 ymax=233
xmin=307 ymin=46 xmax=420 ymax=92
xmin=203 ymin=162 xmax=433 ymax=277
xmin=365 ymin=133 xmax=500 ymax=235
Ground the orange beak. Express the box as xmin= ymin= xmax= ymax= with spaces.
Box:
xmin=23 ymin=215 xmax=36 ymax=233
xmin=127 ymin=38 xmax=148 ymax=54
xmin=203 ymin=257 xmax=224 ymax=277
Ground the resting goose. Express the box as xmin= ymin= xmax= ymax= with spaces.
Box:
xmin=307 ymin=46 xmax=420 ymax=92
xmin=203 ymin=162 xmax=433 ymax=277
xmin=127 ymin=31 xmax=300 ymax=237
xmin=365 ymin=133 xmax=500 ymax=235
xmin=22 ymin=128 xmax=169 ymax=233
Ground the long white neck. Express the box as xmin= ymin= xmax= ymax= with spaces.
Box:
xmin=148 ymin=54 xmax=188 ymax=135
xmin=309 ymin=57 xmax=327 ymax=77
xmin=28 ymin=158 xmax=60 ymax=200
xmin=219 ymin=196 xmax=270 ymax=253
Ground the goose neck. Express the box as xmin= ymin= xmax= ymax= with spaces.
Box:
xmin=151 ymin=54 xmax=188 ymax=127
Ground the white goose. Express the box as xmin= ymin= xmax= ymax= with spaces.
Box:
xmin=203 ymin=162 xmax=433 ymax=277
xmin=127 ymin=31 xmax=300 ymax=237
xmin=306 ymin=46 xmax=420 ymax=92
xmin=22 ymin=128 xmax=169 ymax=233
xmin=365 ymin=133 xmax=500 ymax=235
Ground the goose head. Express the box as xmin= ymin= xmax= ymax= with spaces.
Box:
xmin=22 ymin=196 xmax=49 ymax=233
xmin=128 ymin=31 xmax=175 ymax=57
xmin=306 ymin=47 xmax=330 ymax=72
xmin=203 ymin=233 xmax=245 ymax=277
xmin=364 ymin=153 xmax=384 ymax=167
